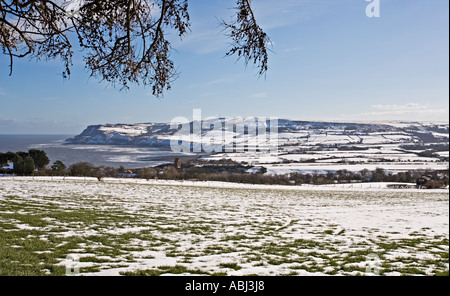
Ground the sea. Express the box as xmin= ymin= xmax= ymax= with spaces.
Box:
xmin=0 ymin=135 xmax=191 ymax=169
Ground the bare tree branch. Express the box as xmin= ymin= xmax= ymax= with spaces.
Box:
xmin=1 ymin=0 xmax=270 ymax=96
xmin=221 ymin=0 xmax=271 ymax=76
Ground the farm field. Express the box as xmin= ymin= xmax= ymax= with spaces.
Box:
xmin=0 ymin=177 xmax=448 ymax=276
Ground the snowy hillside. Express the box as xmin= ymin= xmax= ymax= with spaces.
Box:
xmin=66 ymin=120 xmax=449 ymax=148
xmin=65 ymin=120 xmax=449 ymax=173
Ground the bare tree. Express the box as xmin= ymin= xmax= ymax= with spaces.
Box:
xmin=221 ymin=0 xmax=271 ymax=76
xmin=0 ymin=0 xmax=74 ymax=78
xmin=1 ymin=0 xmax=270 ymax=96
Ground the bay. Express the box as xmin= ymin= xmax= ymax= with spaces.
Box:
xmin=0 ymin=135 xmax=191 ymax=168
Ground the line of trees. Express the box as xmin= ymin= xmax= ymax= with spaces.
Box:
xmin=158 ymin=165 xmax=449 ymax=188
xmin=0 ymin=149 xmax=50 ymax=176
xmin=2 ymin=152 xmax=448 ymax=188
xmin=48 ymin=161 xmax=450 ymax=189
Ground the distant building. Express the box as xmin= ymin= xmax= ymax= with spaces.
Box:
xmin=119 ymin=170 xmax=136 ymax=178
xmin=174 ymin=158 xmax=182 ymax=170
xmin=2 ymin=161 xmax=13 ymax=170
xmin=416 ymin=176 xmax=431 ymax=188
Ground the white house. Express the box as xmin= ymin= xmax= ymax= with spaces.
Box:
xmin=2 ymin=161 xmax=13 ymax=170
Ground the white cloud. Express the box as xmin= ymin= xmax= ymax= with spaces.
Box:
xmin=341 ymin=102 xmax=449 ymax=122
xmin=252 ymin=0 xmax=330 ymax=30
xmin=0 ymin=117 xmax=82 ymax=134
xmin=206 ymin=77 xmax=234 ymax=86
xmin=175 ymin=0 xmax=320 ymax=55
xmin=363 ymin=103 xmax=448 ymax=116
xmin=282 ymin=46 xmax=302 ymax=53
xmin=251 ymin=92 xmax=269 ymax=99
xmin=371 ymin=103 xmax=422 ymax=111
xmin=0 ymin=118 xmax=18 ymax=126
xmin=204 ymin=74 xmax=244 ymax=86
xmin=176 ymin=29 xmax=227 ymax=55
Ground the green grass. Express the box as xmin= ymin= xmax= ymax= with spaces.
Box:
xmin=120 ymin=265 xmax=209 ymax=276
xmin=289 ymin=262 xmax=325 ymax=273
xmin=219 ymin=262 xmax=242 ymax=271
xmin=223 ymin=234 xmax=251 ymax=241
xmin=434 ymin=270 xmax=449 ymax=276
xmin=1 ymin=182 xmax=448 ymax=276
xmin=120 ymin=269 xmax=163 ymax=276
xmin=0 ymin=229 xmax=66 ymax=276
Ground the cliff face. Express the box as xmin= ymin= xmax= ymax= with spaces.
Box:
xmin=65 ymin=123 xmax=174 ymax=147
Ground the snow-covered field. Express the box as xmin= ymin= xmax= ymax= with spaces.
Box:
xmin=198 ymin=120 xmax=449 ymax=175
xmin=0 ymin=177 xmax=448 ymax=276
xmin=262 ymin=162 xmax=449 ymax=175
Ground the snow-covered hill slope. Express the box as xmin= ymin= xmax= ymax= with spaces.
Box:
xmin=66 ymin=119 xmax=449 ymax=149
xmin=65 ymin=119 xmax=448 ymax=173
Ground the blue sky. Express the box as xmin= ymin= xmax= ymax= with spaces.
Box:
xmin=0 ymin=0 xmax=448 ymax=134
